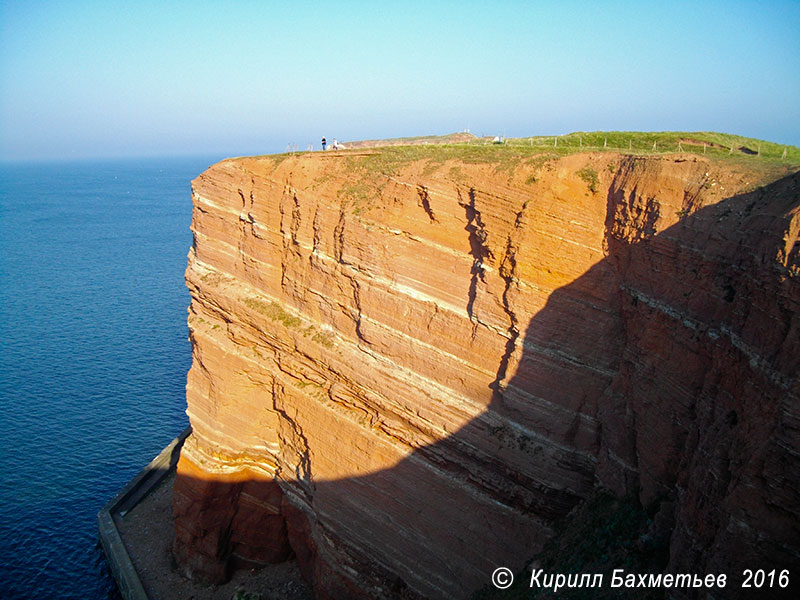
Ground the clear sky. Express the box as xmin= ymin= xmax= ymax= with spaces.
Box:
xmin=1 ymin=0 xmax=798 ymax=161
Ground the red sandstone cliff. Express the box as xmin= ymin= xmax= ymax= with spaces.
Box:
xmin=172 ymin=148 xmax=799 ymax=599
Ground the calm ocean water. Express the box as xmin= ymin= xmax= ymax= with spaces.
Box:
xmin=0 ymin=156 xmax=219 ymax=599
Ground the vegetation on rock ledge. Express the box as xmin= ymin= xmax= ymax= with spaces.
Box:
xmin=473 ymin=492 xmax=670 ymax=599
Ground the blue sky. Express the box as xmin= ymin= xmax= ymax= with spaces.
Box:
xmin=1 ymin=0 xmax=798 ymax=161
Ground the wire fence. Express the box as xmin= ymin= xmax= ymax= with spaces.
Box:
xmin=471 ymin=134 xmax=796 ymax=162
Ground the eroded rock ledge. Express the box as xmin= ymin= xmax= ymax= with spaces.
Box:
xmin=172 ymin=149 xmax=799 ymax=599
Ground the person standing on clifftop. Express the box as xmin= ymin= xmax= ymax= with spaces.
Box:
xmin=321 ymin=137 xmax=326 ymax=151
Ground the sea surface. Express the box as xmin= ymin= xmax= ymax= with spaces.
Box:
xmin=0 ymin=156 xmax=221 ymax=599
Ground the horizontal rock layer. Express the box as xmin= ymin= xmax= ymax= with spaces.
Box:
xmin=172 ymin=149 xmax=799 ymax=599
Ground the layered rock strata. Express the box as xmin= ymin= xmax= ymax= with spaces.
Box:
xmin=172 ymin=148 xmax=799 ymax=599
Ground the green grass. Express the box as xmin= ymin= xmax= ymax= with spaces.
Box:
xmin=311 ymin=330 xmax=335 ymax=348
xmin=337 ymin=143 xmax=547 ymax=184
xmin=577 ymin=166 xmax=599 ymax=194
xmin=294 ymin=379 xmax=323 ymax=390
xmin=505 ymin=130 xmax=800 ymax=163
xmin=199 ymin=271 xmax=222 ymax=285
xmin=243 ymin=297 xmax=301 ymax=328
xmin=337 ymin=181 xmax=377 ymax=210
xmin=472 ymin=492 xmax=669 ymax=600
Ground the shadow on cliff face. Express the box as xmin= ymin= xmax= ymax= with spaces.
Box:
xmin=173 ymin=170 xmax=800 ymax=600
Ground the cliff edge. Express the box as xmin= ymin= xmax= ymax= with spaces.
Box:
xmin=171 ymin=144 xmax=799 ymax=599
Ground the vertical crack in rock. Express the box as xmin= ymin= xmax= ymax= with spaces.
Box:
xmin=604 ymin=157 xmax=635 ymax=254
xmin=426 ymin=303 xmax=440 ymax=333
xmin=236 ymin=187 xmax=259 ymax=265
xmin=350 ymin=276 xmax=366 ymax=343
xmin=238 ymin=186 xmax=248 ymax=243
xmin=247 ymin=176 xmax=256 ymax=214
xmin=277 ymin=186 xmax=307 ymax=294
xmin=272 ymin=378 xmax=314 ymax=498
xmin=416 ymin=185 xmax=438 ymax=223
xmin=278 ymin=190 xmax=290 ymax=291
xmin=780 ymin=212 xmax=800 ymax=270
xmin=492 ymin=201 xmax=526 ymax=401
xmin=330 ymin=198 xmax=365 ymax=342
xmin=291 ymin=194 xmax=302 ymax=245
xmin=458 ymin=187 xmax=493 ymax=339
xmin=640 ymin=194 xmax=661 ymax=238
xmin=333 ymin=202 xmax=346 ymax=263
xmin=311 ymin=207 xmax=321 ymax=256
xmin=246 ymin=181 xmax=264 ymax=239
xmin=681 ymin=171 xmax=710 ymax=215
xmin=599 ymin=164 xmax=638 ymax=484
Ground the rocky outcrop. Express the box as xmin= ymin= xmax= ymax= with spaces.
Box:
xmin=172 ymin=148 xmax=799 ymax=598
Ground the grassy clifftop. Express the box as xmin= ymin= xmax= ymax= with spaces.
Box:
xmin=506 ymin=130 xmax=797 ymax=161
xmin=268 ymin=131 xmax=798 ymax=177
xmin=336 ymin=130 xmax=798 ymax=161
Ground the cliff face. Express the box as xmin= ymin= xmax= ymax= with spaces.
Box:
xmin=172 ymin=149 xmax=799 ymax=599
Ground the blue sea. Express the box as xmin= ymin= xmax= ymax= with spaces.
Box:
xmin=0 ymin=156 xmax=220 ymax=599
